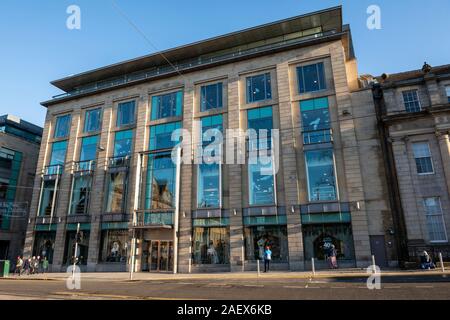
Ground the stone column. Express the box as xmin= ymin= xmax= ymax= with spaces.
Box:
xmin=276 ymin=62 xmax=303 ymax=270
xmin=178 ymin=84 xmax=194 ymax=273
xmin=86 ymin=102 xmax=113 ymax=271
xmin=437 ymin=132 xmax=450 ymax=197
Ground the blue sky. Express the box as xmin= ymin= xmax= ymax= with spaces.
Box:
xmin=0 ymin=0 xmax=449 ymax=126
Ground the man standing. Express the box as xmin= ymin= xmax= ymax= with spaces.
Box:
xmin=264 ymin=246 xmax=272 ymax=273
xmin=14 ymin=256 xmax=23 ymax=276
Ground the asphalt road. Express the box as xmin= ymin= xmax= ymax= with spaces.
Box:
xmin=0 ymin=274 xmax=450 ymax=300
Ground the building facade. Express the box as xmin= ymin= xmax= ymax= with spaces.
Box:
xmin=373 ymin=64 xmax=450 ymax=265
xmin=24 ymin=6 xmax=396 ymax=272
xmin=0 ymin=114 xmax=42 ymax=262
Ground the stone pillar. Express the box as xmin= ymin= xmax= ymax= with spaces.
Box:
xmin=437 ymin=132 xmax=450 ymax=197
xmin=330 ymin=43 xmax=371 ymax=267
xmin=178 ymin=84 xmax=194 ymax=273
xmin=276 ymin=62 xmax=303 ymax=270
xmin=227 ymin=75 xmax=245 ymax=272
xmin=425 ymin=75 xmax=442 ymax=106
xmin=86 ymin=102 xmax=113 ymax=271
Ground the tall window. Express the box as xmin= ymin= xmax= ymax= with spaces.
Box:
xmin=80 ymin=135 xmax=98 ymax=162
xmin=247 ymin=107 xmax=275 ymax=205
xmin=200 ymin=83 xmax=223 ymax=112
xmin=69 ymin=176 xmax=92 ymax=215
xmin=54 ymin=115 xmax=71 ymax=138
xmin=300 ymin=97 xmax=332 ymax=144
xmin=49 ymin=141 xmax=68 ymax=167
xmin=197 ymin=115 xmax=222 ymax=208
xmin=117 ymin=101 xmax=136 ymax=127
xmin=113 ymin=130 xmax=133 ymax=157
xmin=149 ymin=122 xmax=182 ymax=151
xmin=145 ymin=153 xmax=176 ymax=209
xmin=297 ymin=62 xmax=326 ymax=94
xmin=412 ymin=142 xmax=434 ymax=174
xmin=423 ymin=197 xmax=448 ymax=242
xmin=305 ymin=149 xmax=337 ymax=201
xmin=84 ymin=108 xmax=102 ymax=133
xmin=446 ymin=86 xmax=450 ymax=103
xmin=38 ymin=180 xmax=56 ymax=216
xmin=402 ymin=90 xmax=421 ymax=113
xmin=246 ymin=73 xmax=272 ymax=104
xmin=151 ymin=91 xmax=183 ymax=120
xmin=105 ymin=172 xmax=127 ymax=213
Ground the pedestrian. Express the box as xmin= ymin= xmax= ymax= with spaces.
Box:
xmin=14 ymin=256 xmax=23 ymax=276
xmin=264 ymin=246 xmax=272 ymax=273
xmin=42 ymin=257 xmax=49 ymax=274
xmin=420 ymin=251 xmax=436 ymax=270
xmin=329 ymin=245 xmax=338 ymax=269
xmin=34 ymin=256 xmax=41 ymax=274
xmin=30 ymin=256 xmax=36 ymax=275
xmin=23 ymin=257 xmax=30 ymax=275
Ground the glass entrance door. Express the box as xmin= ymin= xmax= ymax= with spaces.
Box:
xmin=149 ymin=240 xmax=173 ymax=272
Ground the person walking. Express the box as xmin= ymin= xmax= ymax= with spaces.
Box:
xmin=30 ymin=256 xmax=36 ymax=275
xmin=14 ymin=256 xmax=23 ymax=276
xmin=263 ymin=246 xmax=272 ymax=273
xmin=23 ymin=257 xmax=30 ymax=275
xmin=329 ymin=245 xmax=338 ymax=269
xmin=42 ymin=257 xmax=49 ymax=274
xmin=34 ymin=256 xmax=41 ymax=274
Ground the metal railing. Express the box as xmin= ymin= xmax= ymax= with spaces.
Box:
xmin=310 ymin=186 xmax=337 ymax=202
xmin=43 ymin=164 xmax=64 ymax=176
xmin=74 ymin=160 xmax=96 ymax=173
xmin=303 ymin=128 xmax=333 ymax=145
xmin=135 ymin=210 xmax=174 ymax=227
xmin=66 ymin=214 xmax=91 ymax=224
xmin=101 ymin=213 xmax=132 ymax=223
xmin=108 ymin=155 xmax=131 ymax=168
xmin=52 ymin=30 xmax=337 ymax=100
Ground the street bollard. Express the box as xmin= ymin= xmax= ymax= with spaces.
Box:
xmin=311 ymin=257 xmax=316 ymax=276
xmin=257 ymin=260 xmax=260 ymax=277
xmin=372 ymin=255 xmax=376 ymax=273
xmin=439 ymin=252 xmax=445 ymax=273
xmin=188 ymin=258 xmax=192 ymax=274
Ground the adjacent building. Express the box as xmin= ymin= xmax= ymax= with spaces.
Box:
xmin=372 ymin=64 xmax=450 ymax=265
xmin=0 ymin=114 xmax=42 ymax=262
xmin=24 ymin=6 xmax=397 ymax=272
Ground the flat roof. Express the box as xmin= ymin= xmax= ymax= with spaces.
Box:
xmin=51 ymin=6 xmax=343 ymax=93
xmin=0 ymin=114 xmax=43 ymax=136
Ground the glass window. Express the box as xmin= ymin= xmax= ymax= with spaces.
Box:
xmin=54 ymin=115 xmax=71 ymax=138
xmin=247 ymin=107 xmax=275 ymax=205
xmin=84 ymin=108 xmax=102 ymax=133
xmin=99 ymin=230 xmax=129 ymax=263
xmin=200 ymin=83 xmax=223 ymax=111
xmin=149 ymin=122 xmax=182 ymax=151
xmin=297 ymin=62 xmax=326 ymax=94
xmin=117 ymin=101 xmax=136 ymax=127
xmin=305 ymin=149 xmax=337 ymax=201
xmin=105 ymin=172 xmax=127 ymax=213
xmin=423 ymin=198 xmax=448 ymax=242
xmin=446 ymin=86 xmax=450 ymax=103
xmin=151 ymin=91 xmax=183 ymax=120
xmin=80 ymin=135 xmax=98 ymax=162
xmin=49 ymin=141 xmax=68 ymax=166
xmin=63 ymin=230 xmax=90 ymax=265
xmin=246 ymin=73 xmax=272 ymax=103
xmin=113 ymin=130 xmax=133 ymax=157
xmin=300 ymin=97 xmax=332 ymax=144
xmin=193 ymin=227 xmax=229 ymax=264
xmin=38 ymin=180 xmax=56 ymax=216
xmin=197 ymin=164 xmax=220 ymax=208
xmin=412 ymin=142 xmax=434 ymax=174
xmin=145 ymin=153 xmax=176 ymax=210
xmin=302 ymin=224 xmax=355 ymax=261
xmin=32 ymin=232 xmax=56 ymax=264
xmin=244 ymin=225 xmax=288 ymax=262
xmin=69 ymin=176 xmax=92 ymax=215
xmin=402 ymin=90 xmax=421 ymax=113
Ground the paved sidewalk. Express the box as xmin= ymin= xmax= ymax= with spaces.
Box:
xmin=2 ymin=268 xmax=449 ymax=282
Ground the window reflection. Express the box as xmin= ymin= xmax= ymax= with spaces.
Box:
xmin=106 ymin=172 xmax=127 ymax=213
xmin=305 ymin=149 xmax=337 ymax=201
xmin=99 ymin=230 xmax=129 ymax=263
xmin=244 ymin=225 xmax=288 ymax=262
xmin=151 ymin=91 xmax=183 ymax=120
xmin=193 ymin=227 xmax=230 ymax=264
xmin=117 ymin=101 xmax=135 ymax=127
xmin=145 ymin=153 xmax=176 ymax=209
xmin=246 ymin=73 xmax=272 ymax=103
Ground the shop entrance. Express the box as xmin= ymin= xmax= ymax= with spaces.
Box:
xmin=146 ymin=240 xmax=173 ymax=272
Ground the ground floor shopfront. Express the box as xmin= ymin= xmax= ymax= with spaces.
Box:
xmin=28 ymin=210 xmax=368 ymax=273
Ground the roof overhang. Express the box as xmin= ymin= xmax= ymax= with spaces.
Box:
xmin=50 ymin=6 xmax=343 ymax=93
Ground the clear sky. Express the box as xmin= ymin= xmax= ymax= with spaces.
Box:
xmin=0 ymin=0 xmax=449 ymax=126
